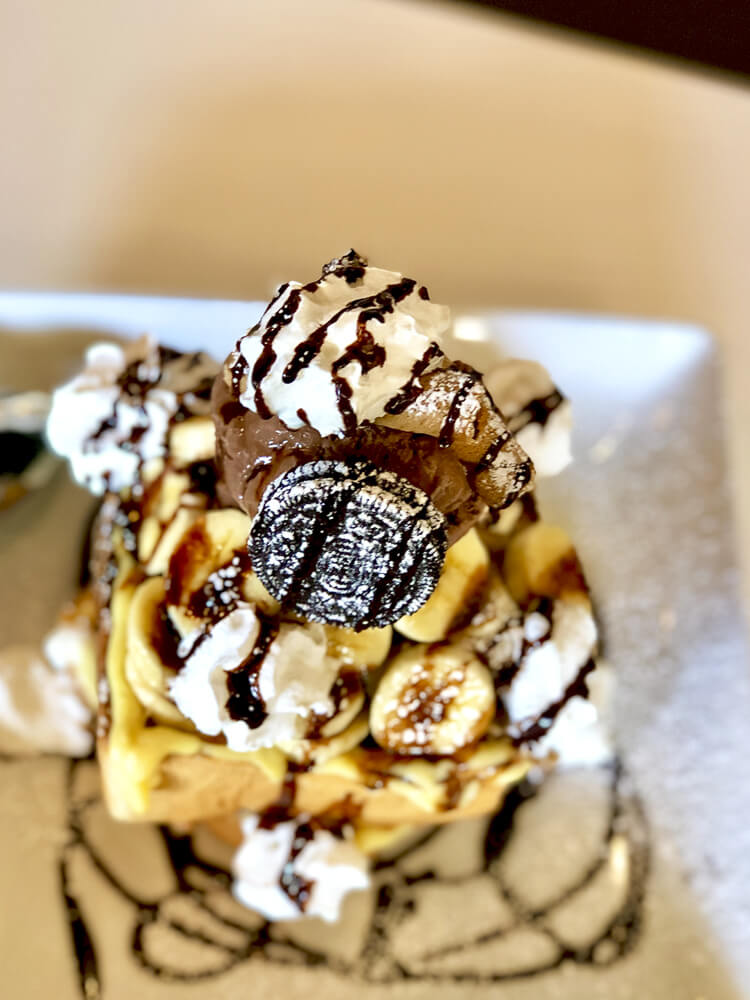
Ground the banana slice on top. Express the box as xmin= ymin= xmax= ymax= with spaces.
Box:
xmin=166 ymin=509 xmax=278 ymax=617
xmin=168 ymin=415 xmax=216 ymax=468
xmin=504 ymin=521 xmax=588 ymax=605
xmin=370 ymin=642 xmax=495 ymax=756
xmin=395 ymin=528 xmax=489 ymax=643
xmin=323 ymin=623 xmax=393 ymax=669
xmin=125 ymin=576 xmax=195 ymax=728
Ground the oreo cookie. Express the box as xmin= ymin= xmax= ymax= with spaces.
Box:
xmin=249 ymin=459 xmax=448 ymax=630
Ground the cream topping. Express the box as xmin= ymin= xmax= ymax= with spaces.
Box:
xmin=232 ymin=813 xmax=370 ymax=922
xmin=485 ymin=359 xmax=572 ymax=477
xmin=46 ymin=335 xmax=217 ymax=495
xmin=504 ymin=598 xmax=597 ymax=735
xmin=234 ymin=252 xmax=450 ymax=437
xmin=0 ymin=622 xmax=94 ymax=756
xmin=169 ymin=608 xmax=339 ymax=751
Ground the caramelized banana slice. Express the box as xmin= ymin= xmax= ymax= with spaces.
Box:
xmin=504 ymin=521 xmax=587 ymax=605
xmin=168 ymin=415 xmax=216 ymax=467
xmin=370 ymin=643 xmax=495 ymax=756
xmin=137 ymin=470 xmax=191 ymax=564
xmin=376 ymin=365 xmax=534 ymax=509
xmin=125 ymin=576 xmax=194 ymax=728
xmin=323 ymin=624 xmax=393 ymax=669
xmin=166 ymin=509 xmax=278 ymax=617
xmin=395 ymin=528 xmax=489 ymax=642
xmin=167 ymin=509 xmax=252 ymax=602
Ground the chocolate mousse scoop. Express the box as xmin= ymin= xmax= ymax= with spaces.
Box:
xmin=212 ymin=251 xmax=534 ymax=630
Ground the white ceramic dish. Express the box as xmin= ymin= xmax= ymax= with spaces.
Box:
xmin=0 ymin=294 xmax=748 ymax=999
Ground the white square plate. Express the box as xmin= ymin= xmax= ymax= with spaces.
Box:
xmin=0 ymin=295 xmax=748 ymax=999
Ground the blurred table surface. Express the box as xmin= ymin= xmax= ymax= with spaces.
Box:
xmin=1 ymin=0 xmax=749 ymax=614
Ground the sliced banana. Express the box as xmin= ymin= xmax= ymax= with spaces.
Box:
xmin=137 ymin=471 xmax=190 ymax=564
xmin=125 ymin=576 xmax=195 ymax=728
xmin=395 ymin=528 xmax=489 ymax=643
xmin=240 ymin=572 xmax=279 ymax=615
xmin=282 ymin=711 xmax=370 ymax=767
xmin=324 ymin=623 xmax=392 ymax=669
xmin=315 ymin=671 xmax=367 ymax=739
xmin=166 ymin=508 xmax=253 ymax=606
xmin=504 ymin=521 xmax=587 ymax=605
xmin=457 ymin=570 xmax=518 ymax=642
xmin=478 ymin=499 xmax=527 ymax=553
xmin=168 ymin=415 xmax=216 ymax=467
xmin=145 ymin=508 xmax=206 ymax=577
xmin=370 ymin=642 xmax=495 ymax=756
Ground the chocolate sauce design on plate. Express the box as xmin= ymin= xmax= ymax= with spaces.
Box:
xmin=54 ymin=756 xmax=648 ymax=996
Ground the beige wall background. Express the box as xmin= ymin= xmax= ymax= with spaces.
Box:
xmin=1 ymin=0 xmax=749 ymax=603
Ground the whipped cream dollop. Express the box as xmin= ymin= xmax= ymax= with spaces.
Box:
xmin=232 ymin=813 xmax=370 ymax=922
xmin=537 ymin=663 xmax=614 ymax=767
xmin=485 ymin=360 xmax=572 ymax=477
xmin=504 ymin=597 xmax=598 ymax=740
xmin=0 ymin=621 xmax=94 ymax=756
xmin=47 ymin=335 xmax=218 ymax=494
xmin=169 ymin=607 xmax=339 ymax=751
xmin=233 ymin=251 xmax=450 ymax=437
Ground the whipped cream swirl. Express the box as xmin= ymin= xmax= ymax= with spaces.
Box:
xmin=232 ymin=251 xmax=450 ymax=437
xmin=0 ymin=621 xmax=94 ymax=756
xmin=47 ymin=335 xmax=218 ymax=494
xmin=169 ymin=607 xmax=340 ymax=751
xmin=232 ymin=813 xmax=370 ymax=922
xmin=485 ymin=359 xmax=572 ymax=478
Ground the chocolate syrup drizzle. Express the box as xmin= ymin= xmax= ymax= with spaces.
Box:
xmin=230 ymin=252 xmax=442 ymax=436
xmin=225 ymin=610 xmax=279 ymax=728
xmin=438 ymin=377 xmax=473 ymax=447
xmin=383 ymin=342 xmax=443 ymax=416
xmin=277 ymin=822 xmax=316 ymax=911
xmin=488 ymin=596 xmax=555 ymax=689
xmin=55 ymin=756 xmax=649 ymax=996
xmin=516 ymin=657 xmax=596 ymax=745
xmin=509 ymin=389 xmax=564 ymax=433
xmin=87 ymin=346 xmax=214 ymax=458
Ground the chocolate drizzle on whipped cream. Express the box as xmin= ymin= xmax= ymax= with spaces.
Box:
xmin=508 ymin=389 xmax=565 ymax=434
xmin=249 ymin=288 xmax=305 ymax=419
xmin=225 ymin=610 xmax=278 ymax=728
xmin=228 ymin=252 xmax=449 ymax=439
xmin=267 ymin=275 xmax=417 ymax=433
xmin=276 ymin=821 xmax=316 ymax=911
xmin=323 ymin=248 xmax=368 ymax=284
xmin=383 ymin=341 xmax=443 ymax=416
xmin=515 ymin=657 xmax=596 ymax=745
xmin=47 ymin=336 xmax=218 ymax=496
